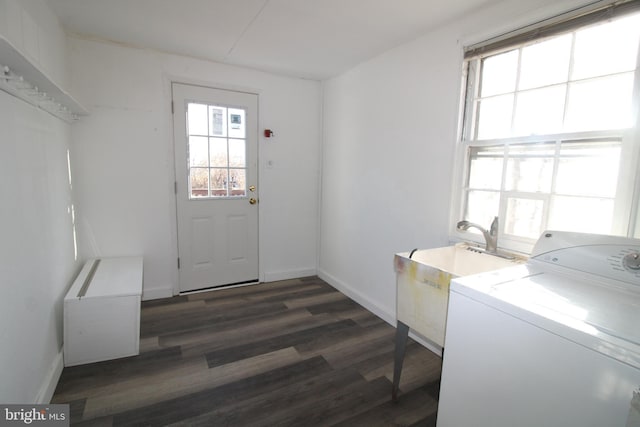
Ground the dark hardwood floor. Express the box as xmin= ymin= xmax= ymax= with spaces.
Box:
xmin=52 ymin=276 xmax=442 ymax=426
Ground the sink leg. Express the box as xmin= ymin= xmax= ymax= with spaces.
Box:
xmin=392 ymin=321 xmax=410 ymax=402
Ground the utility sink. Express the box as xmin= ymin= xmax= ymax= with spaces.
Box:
xmin=394 ymin=243 xmax=526 ymax=348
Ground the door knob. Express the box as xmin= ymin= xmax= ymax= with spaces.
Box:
xmin=249 ymin=198 xmax=258 ymax=205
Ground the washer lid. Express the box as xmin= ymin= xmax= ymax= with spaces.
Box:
xmin=493 ymin=272 xmax=640 ymax=344
xmin=456 ymin=267 xmax=640 ymax=369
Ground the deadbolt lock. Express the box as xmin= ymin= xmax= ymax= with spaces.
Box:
xmin=249 ymin=185 xmax=256 ymax=192
xmin=249 ymin=198 xmax=258 ymax=205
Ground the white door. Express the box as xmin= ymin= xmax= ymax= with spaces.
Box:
xmin=172 ymin=83 xmax=259 ymax=292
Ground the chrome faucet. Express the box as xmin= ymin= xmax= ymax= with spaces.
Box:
xmin=456 ymin=216 xmax=499 ymax=253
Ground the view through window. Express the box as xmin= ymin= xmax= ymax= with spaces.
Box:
xmin=458 ymin=8 xmax=640 ymax=249
xmin=186 ymin=102 xmax=247 ymax=199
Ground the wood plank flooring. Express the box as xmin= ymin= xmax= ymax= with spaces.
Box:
xmin=52 ymin=276 xmax=442 ymax=426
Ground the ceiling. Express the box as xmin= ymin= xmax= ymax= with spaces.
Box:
xmin=49 ymin=0 xmax=495 ymax=80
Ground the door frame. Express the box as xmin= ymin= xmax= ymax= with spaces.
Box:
xmin=168 ymin=78 xmax=263 ymax=295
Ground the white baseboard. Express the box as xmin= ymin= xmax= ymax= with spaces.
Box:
xmin=317 ymin=268 xmax=443 ymax=357
xmin=263 ymin=268 xmax=317 ymax=283
xmin=36 ymin=350 xmax=64 ymax=403
xmin=317 ymin=268 xmax=395 ymax=325
xmin=142 ymin=286 xmax=173 ymax=301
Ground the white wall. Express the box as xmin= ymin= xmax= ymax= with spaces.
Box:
xmin=67 ymin=37 xmax=321 ymax=299
xmin=0 ymin=0 xmax=69 ymax=88
xmin=0 ymin=93 xmax=78 ymax=403
xmin=0 ymin=92 xmax=78 ymax=404
xmin=0 ymin=0 xmax=79 ymax=403
xmin=318 ymin=0 xmax=596 ymax=323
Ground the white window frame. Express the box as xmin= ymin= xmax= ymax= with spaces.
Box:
xmin=450 ymin=1 xmax=640 ymax=254
xmin=186 ymin=101 xmax=249 ymax=200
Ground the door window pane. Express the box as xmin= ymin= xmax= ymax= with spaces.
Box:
xmin=210 ymin=168 xmax=228 ymax=196
xmin=228 ymin=108 xmax=246 ymax=139
xmin=187 ymin=103 xmax=208 ymax=136
xmin=229 ymin=139 xmax=246 ymax=168
xmin=190 ymin=168 xmax=209 ymax=198
xmin=189 ymin=136 xmax=208 ymax=167
xmin=229 ymin=169 xmax=246 ymax=197
xmin=209 ymin=137 xmax=228 ymax=167
xmin=209 ymin=106 xmax=226 ymax=136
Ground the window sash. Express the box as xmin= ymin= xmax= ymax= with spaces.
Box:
xmin=454 ymin=4 xmax=640 ymax=252
xmin=461 ymin=133 xmax=628 ymax=239
xmin=457 ymin=128 xmax=639 ymax=251
xmin=464 ymin=0 xmax=640 ymax=60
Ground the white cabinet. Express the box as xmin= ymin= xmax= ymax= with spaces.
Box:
xmin=64 ymin=257 xmax=143 ymax=367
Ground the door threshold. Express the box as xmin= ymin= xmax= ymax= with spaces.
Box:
xmin=179 ymin=279 xmax=260 ymax=295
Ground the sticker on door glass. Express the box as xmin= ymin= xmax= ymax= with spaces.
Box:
xmin=230 ymin=114 xmax=242 ymax=129
xmin=210 ymin=107 xmax=225 ymax=136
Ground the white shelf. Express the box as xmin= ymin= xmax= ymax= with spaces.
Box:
xmin=0 ymin=35 xmax=87 ymax=121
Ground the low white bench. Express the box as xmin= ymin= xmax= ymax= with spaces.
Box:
xmin=63 ymin=257 xmax=143 ymax=367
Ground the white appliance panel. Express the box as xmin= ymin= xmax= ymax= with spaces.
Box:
xmin=437 ymin=291 xmax=640 ymax=427
xmin=437 ymin=232 xmax=640 ymax=427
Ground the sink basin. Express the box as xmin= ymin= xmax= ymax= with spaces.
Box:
xmin=403 ymin=244 xmax=523 ymax=278
xmin=394 ymin=243 xmax=525 ymax=348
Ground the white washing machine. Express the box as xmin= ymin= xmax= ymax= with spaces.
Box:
xmin=437 ymin=231 xmax=640 ymax=427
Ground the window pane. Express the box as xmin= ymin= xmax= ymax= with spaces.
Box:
xmin=565 ymin=73 xmax=635 ymax=132
xmin=209 ymin=106 xmax=227 ymax=137
xmin=506 ymin=157 xmax=554 ymax=193
xmin=505 ymin=143 xmax=555 ymax=192
xmin=229 ymin=139 xmax=246 ymax=168
xmin=189 ymin=136 xmax=208 ymax=167
xmin=209 ymin=137 xmax=228 ymax=167
xmin=513 ymin=85 xmax=565 ymax=136
xmin=505 ymin=197 xmax=544 ymax=239
xmin=187 ymin=103 xmax=208 ymax=136
xmin=210 ymin=168 xmax=228 ymax=197
xmin=229 ymin=169 xmax=246 ymax=197
xmin=572 ymin=13 xmax=640 ymax=80
xmin=466 ymin=190 xmax=499 ymax=225
xmin=555 ymin=140 xmax=621 ymax=197
xmin=476 ymin=94 xmax=514 ymax=139
xmin=190 ymin=168 xmax=209 ymax=198
xmin=228 ymin=108 xmax=246 ymax=139
xmin=480 ymin=50 xmax=518 ymax=97
xmin=548 ymin=196 xmax=614 ymax=234
xmin=519 ymin=34 xmax=572 ymax=90
xmin=468 ymin=146 xmax=504 ymax=190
